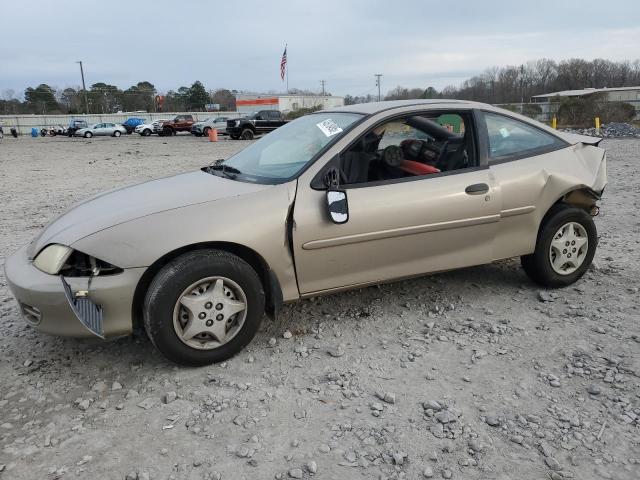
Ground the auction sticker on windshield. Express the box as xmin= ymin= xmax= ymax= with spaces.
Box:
xmin=316 ymin=118 xmax=343 ymax=137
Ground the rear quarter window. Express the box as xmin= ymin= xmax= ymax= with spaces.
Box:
xmin=483 ymin=112 xmax=566 ymax=161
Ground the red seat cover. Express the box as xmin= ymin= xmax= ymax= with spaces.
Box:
xmin=399 ymin=160 xmax=440 ymax=176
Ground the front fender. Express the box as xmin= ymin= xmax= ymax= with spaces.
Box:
xmin=71 ymin=181 xmax=300 ymax=302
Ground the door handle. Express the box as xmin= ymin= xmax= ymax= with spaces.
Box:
xmin=465 ymin=183 xmax=489 ymax=195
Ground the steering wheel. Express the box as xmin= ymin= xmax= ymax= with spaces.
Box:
xmin=381 ymin=145 xmax=403 ymax=167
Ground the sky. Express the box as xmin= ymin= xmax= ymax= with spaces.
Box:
xmin=1 ymin=0 xmax=639 ymax=98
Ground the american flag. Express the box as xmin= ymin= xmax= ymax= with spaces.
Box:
xmin=280 ymin=46 xmax=287 ymax=81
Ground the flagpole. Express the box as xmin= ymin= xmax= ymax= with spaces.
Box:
xmin=286 ymin=44 xmax=289 ymax=93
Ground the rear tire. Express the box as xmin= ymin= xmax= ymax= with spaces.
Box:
xmin=144 ymin=250 xmax=265 ymax=366
xmin=240 ymin=129 xmax=254 ymax=140
xmin=114 ymin=130 xmax=121 ymax=137
xmin=521 ymin=204 xmax=597 ymax=288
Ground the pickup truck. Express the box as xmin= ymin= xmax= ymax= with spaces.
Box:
xmin=156 ymin=114 xmax=195 ymax=136
xmin=226 ymin=110 xmax=287 ymax=140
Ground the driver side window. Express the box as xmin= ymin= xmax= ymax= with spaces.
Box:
xmin=339 ymin=111 xmax=475 ymax=186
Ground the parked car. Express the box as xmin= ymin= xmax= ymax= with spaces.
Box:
xmin=155 ymin=115 xmax=195 ymax=136
xmin=227 ymin=110 xmax=287 ymax=140
xmin=121 ymin=117 xmax=146 ymax=134
xmin=4 ymin=100 xmax=607 ymax=366
xmin=135 ymin=119 xmax=168 ymax=136
xmin=67 ymin=119 xmax=89 ymax=137
xmin=191 ymin=117 xmax=229 ymax=137
xmin=74 ymin=123 xmax=127 ymax=138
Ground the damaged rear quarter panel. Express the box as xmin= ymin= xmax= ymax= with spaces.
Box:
xmin=490 ymin=143 xmax=607 ymax=259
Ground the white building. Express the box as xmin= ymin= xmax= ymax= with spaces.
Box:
xmin=235 ymin=93 xmax=344 ymax=114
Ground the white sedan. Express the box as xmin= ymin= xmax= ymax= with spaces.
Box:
xmin=74 ymin=123 xmax=127 ymax=138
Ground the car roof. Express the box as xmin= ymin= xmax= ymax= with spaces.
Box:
xmin=324 ymin=99 xmax=591 ymax=145
xmin=325 ymin=99 xmax=486 ymax=115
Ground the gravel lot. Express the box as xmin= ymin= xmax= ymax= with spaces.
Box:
xmin=0 ymin=134 xmax=639 ymax=480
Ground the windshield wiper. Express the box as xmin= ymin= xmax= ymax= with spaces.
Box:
xmin=208 ymin=163 xmax=242 ymax=179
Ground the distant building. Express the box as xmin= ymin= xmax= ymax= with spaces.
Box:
xmin=532 ymin=86 xmax=640 ymax=119
xmin=532 ymin=86 xmax=640 ymax=102
xmin=235 ymin=93 xmax=344 ymax=114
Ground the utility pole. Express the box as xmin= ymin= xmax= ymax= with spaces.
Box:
xmin=375 ymin=74 xmax=383 ymax=102
xmin=320 ymin=80 xmax=326 ymax=96
xmin=76 ymin=60 xmax=89 ymax=114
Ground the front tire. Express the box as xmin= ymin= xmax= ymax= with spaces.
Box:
xmin=240 ymin=129 xmax=254 ymax=140
xmin=144 ymin=250 xmax=265 ymax=366
xmin=202 ymin=127 xmax=211 ymax=137
xmin=521 ymin=204 xmax=597 ymax=288
xmin=84 ymin=132 xmax=92 ymax=138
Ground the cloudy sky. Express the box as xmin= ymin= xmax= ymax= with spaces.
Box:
xmin=1 ymin=0 xmax=639 ymax=98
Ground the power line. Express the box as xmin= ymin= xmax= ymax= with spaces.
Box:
xmin=374 ymin=74 xmax=383 ymax=101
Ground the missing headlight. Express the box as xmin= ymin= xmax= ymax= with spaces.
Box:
xmin=59 ymin=250 xmax=123 ymax=277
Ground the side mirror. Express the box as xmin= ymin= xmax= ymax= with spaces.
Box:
xmin=326 ymin=190 xmax=349 ymax=224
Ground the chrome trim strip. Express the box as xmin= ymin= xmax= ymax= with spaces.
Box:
xmin=302 ymin=214 xmax=501 ymax=250
xmin=500 ymin=206 xmax=536 ymax=218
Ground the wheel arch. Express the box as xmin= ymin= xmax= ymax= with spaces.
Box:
xmin=131 ymin=241 xmax=282 ymax=330
xmin=532 ymin=186 xmax=600 ymax=250
xmin=555 ymin=186 xmax=601 ymax=214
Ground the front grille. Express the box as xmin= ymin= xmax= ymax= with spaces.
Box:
xmin=20 ymin=303 xmax=42 ymax=326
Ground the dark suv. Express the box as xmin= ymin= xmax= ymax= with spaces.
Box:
xmin=226 ymin=110 xmax=287 ymax=140
xmin=67 ymin=119 xmax=89 ymax=137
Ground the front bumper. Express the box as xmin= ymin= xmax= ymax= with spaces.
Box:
xmin=4 ymin=244 xmax=145 ymax=338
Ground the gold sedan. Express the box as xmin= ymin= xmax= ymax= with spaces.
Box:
xmin=4 ymin=100 xmax=607 ymax=365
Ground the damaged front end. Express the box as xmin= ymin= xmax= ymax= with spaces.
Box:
xmin=61 ymin=276 xmax=105 ymax=338
xmin=32 ymin=244 xmax=123 ymax=338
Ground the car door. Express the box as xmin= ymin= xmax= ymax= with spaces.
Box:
xmin=478 ymin=110 xmax=573 ymax=259
xmin=292 ymin=110 xmax=502 ymax=295
xmin=255 ymin=111 xmax=270 ymax=134
xmin=267 ymin=111 xmax=282 ymax=132
xmin=92 ymin=123 xmax=104 ymax=135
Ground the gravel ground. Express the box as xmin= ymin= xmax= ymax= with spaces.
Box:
xmin=0 ymin=135 xmax=639 ymax=480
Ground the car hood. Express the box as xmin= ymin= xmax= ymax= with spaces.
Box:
xmin=28 ymin=171 xmax=271 ymax=258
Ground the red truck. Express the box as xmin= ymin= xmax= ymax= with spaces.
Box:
xmin=155 ymin=115 xmax=196 ymax=136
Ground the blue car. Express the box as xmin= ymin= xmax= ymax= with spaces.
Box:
xmin=121 ymin=117 xmax=146 ymax=134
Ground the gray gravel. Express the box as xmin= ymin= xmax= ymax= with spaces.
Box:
xmin=562 ymin=122 xmax=640 ymax=138
xmin=0 ymin=135 xmax=639 ymax=479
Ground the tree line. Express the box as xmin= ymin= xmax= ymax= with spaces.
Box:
xmin=0 ymin=81 xmax=237 ymax=115
xmin=2 ymin=58 xmax=639 ymax=115
xmin=345 ymin=58 xmax=640 ymax=105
